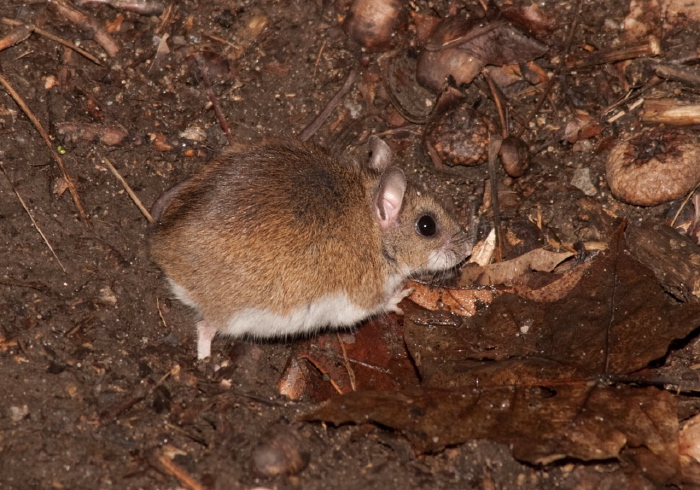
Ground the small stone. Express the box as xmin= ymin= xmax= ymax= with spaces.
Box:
xmin=571 ymin=168 xmax=597 ymax=196
xmin=252 ymin=426 xmax=309 ymax=477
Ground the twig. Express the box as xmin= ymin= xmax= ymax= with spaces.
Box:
xmin=49 ymin=0 xmax=119 ymax=58
xmin=102 ymin=367 xmax=175 ymax=420
xmin=670 ymin=182 xmax=700 ymax=227
xmin=156 ymin=297 xmax=168 ymax=328
xmin=484 ymin=72 xmax=508 ymax=138
xmin=0 ymin=69 xmax=89 ymax=222
xmin=313 ymin=38 xmax=327 ymax=80
xmin=641 ymin=98 xmax=700 ymax=126
xmin=572 ymin=36 xmax=660 ymax=67
xmin=73 ymin=0 xmax=165 ymax=16
xmin=194 ymin=52 xmax=235 ymax=145
xmin=154 ymin=451 xmax=204 ymax=490
xmin=336 ymin=332 xmax=357 ymax=391
xmin=0 ymin=163 xmax=67 ymax=273
xmin=0 ymin=25 xmax=32 ymax=52
xmin=652 ymin=61 xmax=700 ymax=88
xmin=0 ymin=17 xmax=102 ymax=65
xmin=102 ymin=157 xmax=154 ymax=222
xmin=299 ymin=69 xmax=357 ymax=142
xmin=487 ymin=137 xmax=503 ymax=263
xmin=515 ymin=8 xmax=580 ymax=139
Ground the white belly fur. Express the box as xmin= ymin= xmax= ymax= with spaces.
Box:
xmin=222 ymin=292 xmax=380 ymax=338
xmin=168 ymin=279 xmax=384 ymax=338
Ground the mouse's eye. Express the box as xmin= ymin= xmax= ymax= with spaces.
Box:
xmin=416 ymin=215 xmax=437 ymax=237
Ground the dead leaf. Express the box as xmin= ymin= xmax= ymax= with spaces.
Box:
xmin=305 ymin=384 xmax=679 ymax=480
xmin=417 ymin=18 xmax=547 ymax=92
xmin=563 ymin=113 xmax=603 ymax=143
xmin=279 ymin=314 xmax=419 ymax=401
xmin=680 ymin=413 xmax=700 ymax=483
xmin=407 ymin=282 xmax=497 ymax=316
xmin=305 ymin=224 xmax=700 ymax=480
xmin=423 ymin=19 xmax=548 ymax=65
xmin=407 ymin=224 xmax=700 ymax=380
xmin=461 ymin=248 xmax=574 ymax=286
xmin=509 ymin=260 xmax=592 ymax=302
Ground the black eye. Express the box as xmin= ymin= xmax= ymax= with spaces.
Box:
xmin=416 ymin=215 xmax=436 ymax=237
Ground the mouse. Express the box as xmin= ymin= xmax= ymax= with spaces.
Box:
xmin=149 ymin=136 xmax=471 ymax=359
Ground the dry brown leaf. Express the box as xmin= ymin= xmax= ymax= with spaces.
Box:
xmin=461 ymin=248 xmax=574 ymax=286
xmin=509 ymin=260 xmax=592 ymax=302
xmin=407 ymin=224 xmax=700 ymax=379
xmin=305 ymin=384 xmax=679 ymax=481
xmin=278 ymin=314 xmax=418 ymax=401
xmin=305 ymin=224 xmax=700 ymax=479
xmin=680 ymin=413 xmax=700 ymax=484
xmin=406 ymin=281 xmax=497 ymax=316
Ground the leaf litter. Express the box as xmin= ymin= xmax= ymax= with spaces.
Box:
xmin=300 ymin=223 xmax=700 ymax=484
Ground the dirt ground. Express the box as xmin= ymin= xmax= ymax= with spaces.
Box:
xmin=1 ymin=0 xmax=699 ymax=488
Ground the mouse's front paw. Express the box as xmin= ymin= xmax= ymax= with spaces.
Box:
xmin=385 ymin=287 xmax=414 ymax=315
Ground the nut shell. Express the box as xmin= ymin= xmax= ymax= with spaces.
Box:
xmin=416 ymin=49 xmax=484 ymax=92
xmin=606 ymin=130 xmax=700 ymax=206
xmin=343 ymin=0 xmax=407 ymax=51
xmin=500 ymin=135 xmax=530 ymax=177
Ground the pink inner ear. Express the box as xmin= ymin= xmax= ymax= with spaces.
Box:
xmin=375 ymin=167 xmax=406 ymax=228
xmin=368 ymin=136 xmax=393 ymax=172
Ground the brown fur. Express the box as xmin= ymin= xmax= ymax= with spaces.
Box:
xmin=150 ymin=139 xmax=466 ymax=333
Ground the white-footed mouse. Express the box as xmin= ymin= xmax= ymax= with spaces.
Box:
xmin=150 ymin=137 xmax=470 ymax=359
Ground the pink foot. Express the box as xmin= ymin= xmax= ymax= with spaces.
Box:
xmin=196 ymin=320 xmax=216 ymax=359
xmin=386 ymin=288 xmax=414 ymax=315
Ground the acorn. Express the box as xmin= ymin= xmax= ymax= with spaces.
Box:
xmin=343 ymin=0 xmax=407 ymax=51
xmin=499 ymin=135 xmax=530 ymax=177
xmin=606 ymin=128 xmax=700 ymax=206
xmin=424 ymin=104 xmax=491 ymax=167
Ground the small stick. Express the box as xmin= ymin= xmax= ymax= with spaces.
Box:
xmin=102 ymin=367 xmax=174 ymax=420
xmin=313 ymin=38 xmax=327 ymax=79
xmin=484 ymin=72 xmax=508 ymax=138
xmin=601 ymin=77 xmax=661 ymax=116
xmin=194 ymin=52 xmax=235 ymax=145
xmin=0 ymin=25 xmax=32 ymax=52
xmin=102 ymin=157 xmax=154 ymax=222
xmin=0 ymin=17 xmax=102 ymax=64
xmin=606 ymin=97 xmax=644 ymax=123
xmin=670 ymin=182 xmax=700 ymax=227
xmin=73 ymin=0 xmax=165 ymax=16
xmin=0 ymin=70 xmax=88 ymax=222
xmin=154 ymin=452 xmax=204 ymax=490
xmin=299 ymin=69 xmax=357 ymax=142
xmin=155 ymin=2 xmax=175 ymax=35
xmin=336 ymin=332 xmax=357 ymax=391
xmin=487 ymin=137 xmax=503 ymax=263
xmin=49 ymin=0 xmax=120 ymax=58
xmin=641 ymin=98 xmax=700 ymax=126
xmin=573 ymin=36 xmax=661 ymax=67
xmin=0 ymin=163 xmax=67 ymax=273
xmin=652 ymin=62 xmax=700 ymax=88
xmin=516 ymin=8 xmax=579 ymax=139
xmin=156 ymin=297 xmax=168 ymax=328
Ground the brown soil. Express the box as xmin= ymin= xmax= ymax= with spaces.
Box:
xmin=0 ymin=1 xmax=697 ymax=489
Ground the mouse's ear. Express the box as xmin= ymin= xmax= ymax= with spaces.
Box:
xmin=374 ymin=167 xmax=406 ymax=228
xmin=368 ymin=136 xmax=393 ymax=172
